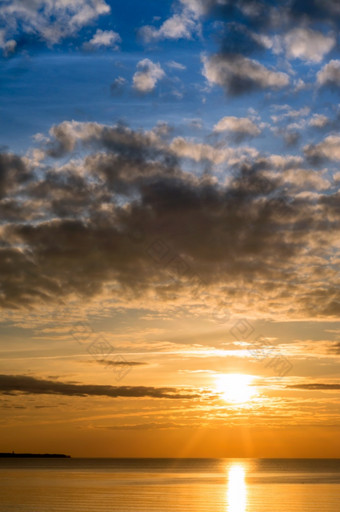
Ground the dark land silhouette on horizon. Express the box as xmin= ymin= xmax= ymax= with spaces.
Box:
xmin=0 ymin=452 xmax=71 ymax=458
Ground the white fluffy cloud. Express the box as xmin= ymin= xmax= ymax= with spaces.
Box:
xmin=138 ymin=0 xmax=208 ymax=42
xmin=309 ymin=114 xmax=329 ymax=128
xmin=85 ymin=29 xmax=121 ymax=49
xmin=139 ymin=12 xmax=198 ymax=42
xmin=213 ymin=116 xmax=261 ymax=136
xmin=317 ymin=60 xmax=340 ymax=87
xmin=0 ymin=0 xmax=110 ymax=46
xmin=179 ymin=0 xmax=216 ymax=16
xmin=133 ymin=59 xmax=165 ymax=93
xmin=284 ymin=28 xmax=335 ymax=63
xmin=202 ymin=54 xmax=289 ymax=96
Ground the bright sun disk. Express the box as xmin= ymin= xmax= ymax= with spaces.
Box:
xmin=215 ymin=373 xmax=256 ymax=403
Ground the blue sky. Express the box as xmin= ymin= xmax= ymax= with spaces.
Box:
xmin=2 ymin=0 xmax=340 ymax=156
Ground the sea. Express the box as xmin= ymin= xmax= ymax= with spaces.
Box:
xmin=0 ymin=458 xmax=339 ymax=511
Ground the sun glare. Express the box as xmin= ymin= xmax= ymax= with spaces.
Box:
xmin=215 ymin=373 xmax=256 ymax=403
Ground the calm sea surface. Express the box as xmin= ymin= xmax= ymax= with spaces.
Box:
xmin=0 ymin=458 xmax=339 ymax=511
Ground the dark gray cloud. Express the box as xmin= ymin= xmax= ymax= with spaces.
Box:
xmin=288 ymin=383 xmax=340 ymax=390
xmin=217 ymin=22 xmax=267 ymax=57
xmin=0 ymin=153 xmax=31 ymax=198
xmin=317 ymin=60 xmax=340 ymax=90
xmin=199 ymin=0 xmax=340 ymax=28
xmin=289 ymin=0 xmax=340 ymax=23
xmin=0 ymin=121 xmax=339 ymax=318
xmin=283 ymin=131 xmax=301 ymax=148
xmin=182 ymin=0 xmax=282 ymax=29
xmin=202 ymin=54 xmax=289 ymax=96
xmin=96 ymin=360 xmax=148 ymax=367
xmin=0 ymin=374 xmax=198 ymax=399
xmin=331 ymin=342 xmax=340 ymax=355
xmin=304 ymin=135 xmax=340 ymax=164
xmin=97 ymin=422 xmax=183 ymax=430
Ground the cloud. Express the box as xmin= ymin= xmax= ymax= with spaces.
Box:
xmin=304 ymin=135 xmax=340 ymax=163
xmin=1 ymin=120 xmax=340 ymax=320
xmin=202 ymin=54 xmax=289 ymax=96
xmin=317 ymin=60 xmax=340 ymax=88
xmin=288 ymin=383 xmax=340 ymax=390
xmin=169 ymin=137 xmax=258 ymax=164
xmin=110 ymin=77 xmax=127 ymax=96
xmin=271 ymin=106 xmax=310 ymax=124
xmin=289 ymin=0 xmax=340 ymax=23
xmin=179 ymin=0 xmax=212 ymax=16
xmin=282 ymin=131 xmax=301 ymax=148
xmin=139 ymin=12 xmax=198 ymax=42
xmin=213 ymin=116 xmax=261 ymax=138
xmin=196 ymin=0 xmax=340 ymax=26
xmin=138 ymin=0 xmax=265 ymax=46
xmin=167 ymin=61 xmax=186 ymax=70
xmin=280 ymin=168 xmax=330 ymax=191
xmin=0 ymin=152 xmax=31 ymax=198
xmin=215 ymin=22 xmax=267 ymax=57
xmin=308 ymin=114 xmax=330 ymax=128
xmin=180 ymin=0 xmax=279 ymax=27
xmin=42 ymin=120 xmax=164 ymax=159
xmin=283 ymin=28 xmax=335 ymax=63
xmin=84 ymin=29 xmax=121 ymax=50
xmin=98 ymin=422 xmax=183 ymax=430
xmin=161 ymin=0 xmax=340 ymax=42
xmin=0 ymin=374 xmax=198 ymax=399
xmin=96 ymin=360 xmax=148 ymax=367
xmin=133 ymin=59 xmax=165 ymax=93
xmin=137 ymin=0 xmax=280 ymax=45
xmin=0 ymin=0 xmax=111 ymax=48
xmin=0 ymin=29 xmax=16 ymax=56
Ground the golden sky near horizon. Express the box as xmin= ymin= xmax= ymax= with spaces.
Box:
xmin=1 ymin=302 xmax=340 ymax=457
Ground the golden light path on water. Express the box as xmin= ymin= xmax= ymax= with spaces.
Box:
xmin=227 ymin=463 xmax=247 ymax=512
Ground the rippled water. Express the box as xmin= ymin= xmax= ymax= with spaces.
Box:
xmin=0 ymin=458 xmax=339 ymax=511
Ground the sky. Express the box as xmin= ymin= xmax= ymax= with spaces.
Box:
xmin=1 ymin=0 xmax=340 ymax=458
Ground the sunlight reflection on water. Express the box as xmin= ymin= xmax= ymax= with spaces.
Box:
xmin=227 ymin=463 xmax=247 ymax=512
xmin=1 ymin=459 xmax=340 ymax=511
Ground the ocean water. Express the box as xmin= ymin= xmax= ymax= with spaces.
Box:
xmin=0 ymin=458 xmax=339 ymax=512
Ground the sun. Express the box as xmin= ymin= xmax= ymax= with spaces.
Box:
xmin=215 ymin=373 xmax=256 ymax=403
